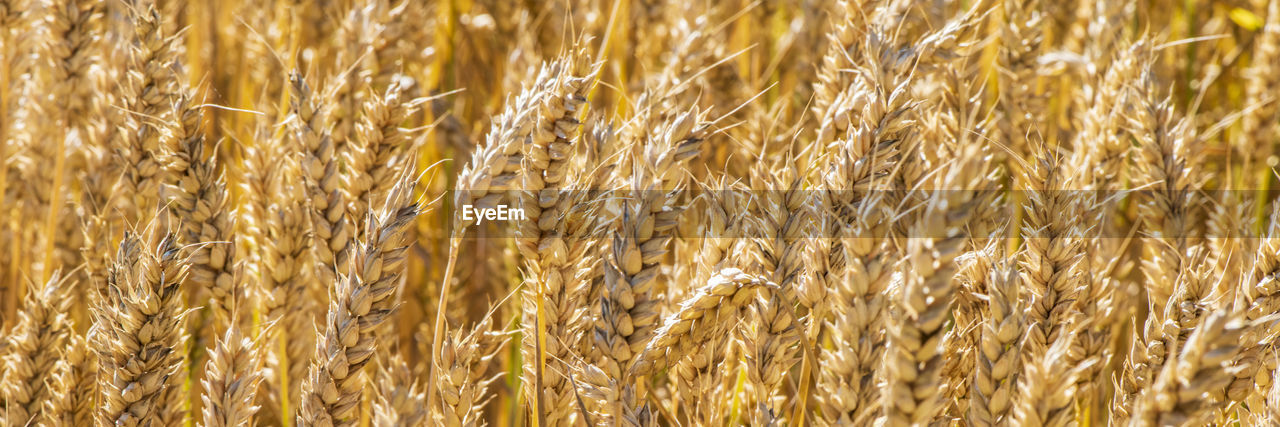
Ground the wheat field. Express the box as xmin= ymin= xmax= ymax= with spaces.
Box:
xmin=3 ymin=0 xmax=1280 ymax=425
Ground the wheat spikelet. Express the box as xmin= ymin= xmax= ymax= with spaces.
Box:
xmin=938 ymin=248 xmax=991 ymax=421
xmin=741 ymin=293 xmax=799 ymax=424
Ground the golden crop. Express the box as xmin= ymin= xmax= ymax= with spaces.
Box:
xmin=2 ymin=0 xmax=1280 ymax=426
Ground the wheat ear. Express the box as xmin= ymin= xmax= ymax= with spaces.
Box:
xmin=0 ymin=272 xmax=74 ymax=425
xmin=289 ymin=72 xmax=354 ymax=287
xmin=199 ymin=293 xmax=265 ymax=427
xmin=93 ymin=231 xmax=191 ymax=427
xmin=432 ymin=318 xmax=507 ymax=427
xmin=371 ymin=355 xmax=427 ymax=427
xmin=969 ymin=258 xmax=1024 ymax=426
xmin=114 ymin=0 xmax=184 ymax=220
xmin=344 ymin=80 xmax=416 ymax=222
xmin=631 ymin=268 xmax=776 ymax=377
xmin=1130 ymin=313 xmax=1247 ymax=426
xmin=297 ymin=176 xmax=419 ymax=426
xmin=44 ymin=329 xmax=97 ymax=425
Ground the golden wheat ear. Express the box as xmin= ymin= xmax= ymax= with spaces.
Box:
xmin=93 ymin=230 xmax=191 ymax=427
xmin=199 ymin=283 xmax=266 ymax=427
xmin=297 ymin=174 xmax=419 ymax=426
xmin=0 ymin=271 xmax=75 ymax=425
